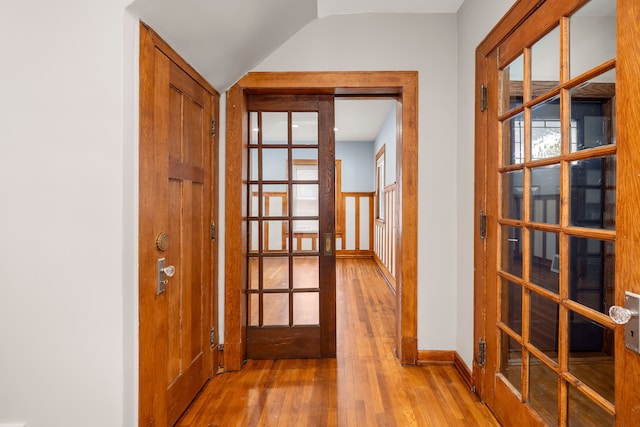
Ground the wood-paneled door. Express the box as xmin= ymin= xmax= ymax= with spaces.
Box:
xmin=245 ymin=95 xmax=336 ymax=359
xmin=139 ymin=23 xmax=219 ymax=426
xmin=475 ymin=0 xmax=640 ymax=425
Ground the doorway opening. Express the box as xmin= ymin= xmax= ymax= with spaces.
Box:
xmin=224 ymin=71 xmax=418 ymax=370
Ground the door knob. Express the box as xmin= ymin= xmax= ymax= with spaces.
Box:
xmin=162 ymin=265 xmax=176 ymax=277
xmin=157 ymin=258 xmax=175 ymax=295
xmin=609 ymin=305 xmax=637 ymax=325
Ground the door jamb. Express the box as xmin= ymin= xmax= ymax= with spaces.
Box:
xmin=223 ymin=71 xmax=419 ymax=369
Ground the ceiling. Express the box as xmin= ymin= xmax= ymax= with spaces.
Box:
xmin=126 ymin=0 xmax=463 ymax=143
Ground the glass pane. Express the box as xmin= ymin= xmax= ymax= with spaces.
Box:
xmin=292 ymin=112 xmax=318 ymax=145
xmin=570 ymin=0 xmax=616 ymax=79
xmin=569 ymin=237 xmax=615 ymax=315
xmin=263 ymin=220 xmax=287 ymax=252
xmin=248 ymin=257 xmax=259 ymax=290
xmin=248 ymin=220 xmax=259 ymax=253
xmin=531 ymin=96 xmax=561 ymax=160
xmin=531 ymin=26 xmax=560 ymax=98
xmin=568 ymin=385 xmax=615 ymax=427
xmin=249 ymin=184 xmax=259 ymax=216
xmin=530 ymin=292 xmax=559 ymax=361
xmin=500 ymin=331 xmax=522 ymax=394
xmin=263 ymin=293 xmax=289 ymax=326
xmin=502 ymin=113 xmax=524 ymax=165
xmin=529 ymin=355 xmax=559 ymax=427
xmin=262 ymin=148 xmax=288 ymax=181
xmin=250 ymin=111 xmax=259 ymax=145
xmin=501 ymin=225 xmax=523 ymax=278
xmin=570 ymin=70 xmax=616 ymax=152
xmin=293 ymin=292 xmax=319 ymax=325
xmin=249 ymin=148 xmax=259 ymax=180
xmin=292 ymin=220 xmax=318 ymax=252
xmin=263 ymin=184 xmax=287 ymax=217
xmin=568 ymin=311 xmax=615 ymax=404
xmin=292 ymin=149 xmax=318 ymax=170
xmin=502 ymin=170 xmax=524 ymax=220
xmin=570 ymin=156 xmax=616 ymax=230
xmin=263 ymin=257 xmax=289 ymax=289
xmin=531 ymin=165 xmax=560 ymax=224
xmin=530 ymin=231 xmax=559 ymax=294
xmin=500 ymin=54 xmax=524 ymax=113
xmin=293 ymin=256 xmax=319 ymax=289
xmin=248 ymin=293 xmax=259 ymax=326
xmin=292 ymin=184 xmax=318 ymax=217
xmin=262 ymin=112 xmax=288 ymax=145
xmin=501 ymin=279 xmax=523 ymax=335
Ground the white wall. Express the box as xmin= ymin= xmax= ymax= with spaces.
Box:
xmin=456 ymin=0 xmax=517 ymax=367
xmin=336 ymin=141 xmax=375 ymax=192
xmin=255 ymin=13 xmax=460 ymax=350
xmin=0 ymin=1 xmax=135 ymax=426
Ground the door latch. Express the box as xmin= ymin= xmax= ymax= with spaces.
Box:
xmin=157 ymin=257 xmax=176 ymax=295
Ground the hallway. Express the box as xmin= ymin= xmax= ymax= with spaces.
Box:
xmin=176 ymin=259 xmax=499 ymax=426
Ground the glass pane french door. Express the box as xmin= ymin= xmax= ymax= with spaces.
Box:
xmin=245 ymin=95 xmax=336 ymax=359
xmin=492 ymin=0 xmax=617 ymax=425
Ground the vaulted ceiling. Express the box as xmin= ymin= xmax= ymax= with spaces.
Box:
xmin=126 ymin=0 xmax=464 ymax=92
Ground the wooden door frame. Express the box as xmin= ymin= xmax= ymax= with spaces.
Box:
xmin=224 ymin=71 xmax=419 ymax=369
xmin=138 ymin=22 xmax=220 ymax=426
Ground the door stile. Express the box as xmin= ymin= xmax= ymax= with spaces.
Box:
xmin=473 ymin=49 xmax=490 ymax=400
xmin=318 ymin=97 xmax=337 ymax=357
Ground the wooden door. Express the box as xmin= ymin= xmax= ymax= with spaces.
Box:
xmin=139 ymin=24 xmax=219 ymax=426
xmin=245 ymin=95 xmax=336 ymax=359
xmin=475 ymin=0 xmax=640 ymax=425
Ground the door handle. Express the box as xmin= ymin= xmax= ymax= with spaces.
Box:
xmin=610 ymin=291 xmax=640 ymax=354
xmin=157 ymin=257 xmax=175 ymax=295
xmin=324 ymin=233 xmax=333 ymax=256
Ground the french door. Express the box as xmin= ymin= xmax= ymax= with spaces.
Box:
xmin=245 ymin=95 xmax=336 ymax=359
xmin=476 ymin=0 xmax=640 ymax=425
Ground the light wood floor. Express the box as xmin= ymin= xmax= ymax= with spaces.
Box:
xmin=177 ymin=258 xmax=500 ymax=426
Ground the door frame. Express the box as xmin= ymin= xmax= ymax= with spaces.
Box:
xmin=224 ymin=71 xmax=419 ymax=369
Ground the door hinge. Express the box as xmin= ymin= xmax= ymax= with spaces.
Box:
xmin=210 ymin=327 xmax=215 ymax=348
xmin=479 ymin=210 xmax=487 ymax=239
xmin=478 ymin=338 xmax=487 ymax=367
xmin=211 ymin=119 xmax=217 ymax=137
xmin=210 ymin=223 xmax=216 ymax=241
xmin=480 ymin=84 xmax=488 ymax=112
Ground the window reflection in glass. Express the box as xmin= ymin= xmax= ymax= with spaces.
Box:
xmin=501 ymin=225 xmax=523 ymax=278
xmin=568 ymin=236 xmax=615 ymax=315
xmin=531 ymin=165 xmax=560 ymax=224
xmin=500 ymin=331 xmax=522 ymax=394
xmin=530 ymin=230 xmax=559 ymax=294
xmin=570 ymin=156 xmax=616 ymax=230
xmin=570 ymin=70 xmax=616 ymax=152
xmin=529 ymin=355 xmax=559 ymax=427
xmin=531 ymin=96 xmax=561 ymax=160
xmin=501 ymin=279 xmax=523 ymax=335
xmin=500 ymin=54 xmax=524 ymax=113
xmin=503 ymin=113 xmax=524 ymax=165
xmin=531 ymin=26 xmax=560 ymax=98
xmin=502 ymin=170 xmax=524 ymax=220
xmin=568 ymin=311 xmax=614 ymax=405
xmin=530 ymin=292 xmax=559 ymax=362
xmin=570 ymin=0 xmax=616 ymax=79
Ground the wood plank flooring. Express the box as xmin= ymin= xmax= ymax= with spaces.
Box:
xmin=177 ymin=259 xmax=500 ymax=426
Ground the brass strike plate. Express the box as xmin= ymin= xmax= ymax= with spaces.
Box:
xmin=155 ymin=233 xmax=170 ymax=251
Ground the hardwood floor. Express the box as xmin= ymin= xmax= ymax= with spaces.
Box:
xmin=177 ymin=259 xmax=500 ymax=426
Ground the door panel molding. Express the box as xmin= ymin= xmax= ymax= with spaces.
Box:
xmin=225 ymin=71 xmax=418 ymax=369
xmin=139 ymin=22 xmax=219 ymax=427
